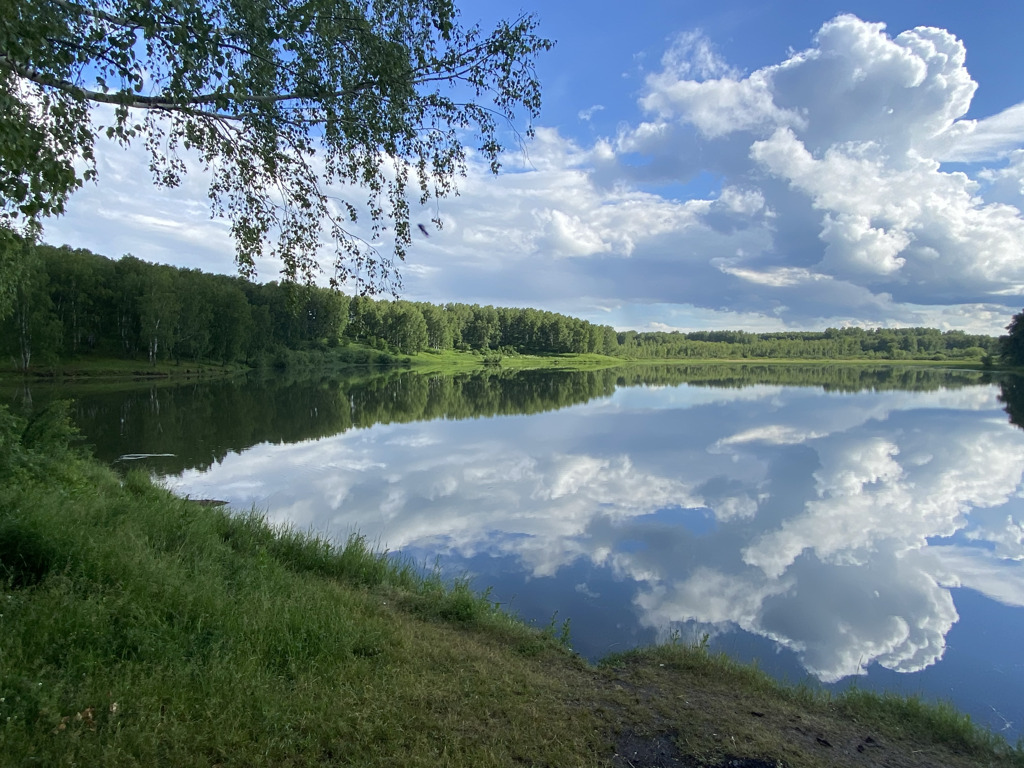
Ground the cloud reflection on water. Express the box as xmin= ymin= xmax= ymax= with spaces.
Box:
xmin=167 ymin=381 xmax=1024 ymax=687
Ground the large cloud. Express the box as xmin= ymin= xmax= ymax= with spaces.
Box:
xmin=432 ymin=14 xmax=1024 ymax=329
xmin=596 ymin=14 xmax=1024 ymax=328
xmin=43 ymin=14 xmax=1024 ymax=333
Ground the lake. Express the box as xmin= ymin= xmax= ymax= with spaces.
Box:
xmin=8 ymin=363 xmax=1024 ymax=740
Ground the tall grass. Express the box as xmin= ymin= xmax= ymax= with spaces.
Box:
xmin=1 ymin=404 xmax=595 ymax=766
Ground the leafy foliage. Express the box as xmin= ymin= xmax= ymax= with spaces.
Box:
xmin=1000 ymin=308 xmax=1024 ymax=366
xmin=0 ymin=0 xmax=552 ymax=296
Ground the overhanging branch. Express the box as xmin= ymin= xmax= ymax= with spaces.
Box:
xmin=0 ymin=51 xmax=389 ymax=116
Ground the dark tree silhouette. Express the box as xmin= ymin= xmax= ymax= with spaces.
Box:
xmin=999 ymin=309 xmax=1024 ymax=367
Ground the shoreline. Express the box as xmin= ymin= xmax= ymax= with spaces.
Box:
xmin=1 ymin=405 xmax=1021 ymax=766
xmin=0 ymin=348 xmax=998 ymax=383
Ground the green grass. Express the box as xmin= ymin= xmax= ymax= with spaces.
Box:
xmin=834 ymin=685 xmax=1019 ymax=756
xmin=0 ymin=411 xmax=598 ymax=766
xmin=2 ymin=404 xmax=1023 ymax=767
xmin=405 ymin=347 xmax=626 ymax=373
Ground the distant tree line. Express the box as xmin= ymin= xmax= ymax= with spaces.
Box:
xmin=0 ymin=242 xmax=618 ymax=370
xmin=610 ymin=363 xmax=992 ymax=393
xmin=0 ymin=240 xmax=1004 ymax=370
xmin=616 ymin=327 xmax=998 ymax=362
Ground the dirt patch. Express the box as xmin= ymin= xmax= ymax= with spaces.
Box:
xmin=613 ymin=728 xmax=688 ymax=767
xmin=612 ymin=728 xmax=782 ymax=767
xmin=582 ymin=650 xmax=1020 ymax=768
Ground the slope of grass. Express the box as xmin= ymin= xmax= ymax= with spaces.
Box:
xmin=0 ymin=405 xmax=600 ymax=767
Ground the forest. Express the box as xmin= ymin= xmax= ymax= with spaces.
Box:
xmin=0 ymin=241 xmax=1002 ymax=370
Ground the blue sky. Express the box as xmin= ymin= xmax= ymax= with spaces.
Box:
xmin=46 ymin=0 xmax=1024 ymax=334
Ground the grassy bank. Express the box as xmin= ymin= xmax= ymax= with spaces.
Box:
xmin=2 ymin=405 xmax=1022 ymax=767
xmin=406 ymin=348 xmax=628 ymax=373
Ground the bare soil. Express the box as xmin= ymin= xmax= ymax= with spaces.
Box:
xmin=580 ymin=654 xmax=1017 ymax=768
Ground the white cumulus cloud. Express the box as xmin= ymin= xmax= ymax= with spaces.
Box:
xmin=42 ymin=14 xmax=1024 ymax=334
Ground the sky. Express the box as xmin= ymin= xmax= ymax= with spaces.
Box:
xmin=44 ymin=0 xmax=1024 ymax=335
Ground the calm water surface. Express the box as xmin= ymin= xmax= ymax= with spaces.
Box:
xmin=10 ymin=365 xmax=1024 ymax=739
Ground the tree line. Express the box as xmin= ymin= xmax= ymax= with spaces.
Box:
xmin=617 ymin=327 xmax=998 ymax=362
xmin=0 ymin=241 xmax=1005 ymax=371
xmin=0 ymin=242 xmax=619 ymax=369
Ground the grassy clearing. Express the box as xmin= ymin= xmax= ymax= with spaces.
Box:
xmin=0 ymin=407 xmax=599 ymax=767
xmin=2 ymin=405 xmax=1022 ymax=767
xmin=405 ymin=348 xmax=626 ymax=373
xmin=1 ymin=495 xmax=594 ymax=765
